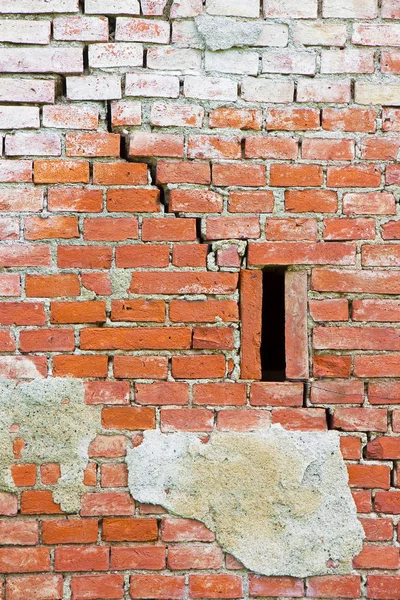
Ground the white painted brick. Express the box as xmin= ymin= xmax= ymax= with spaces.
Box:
xmin=321 ymin=50 xmax=375 ymax=74
xmin=323 ymin=0 xmax=377 ymax=18
xmin=141 ymin=0 xmax=168 ymax=15
xmin=53 ymin=17 xmax=109 ymax=42
xmin=42 ymin=105 xmax=99 ymax=130
xmin=0 ymin=79 xmax=55 ymax=104
xmin=0 ymin=19 xmax=50 ymax=44
xmin=297 ymin=79 xmax=351 ymax=103
xmin=89 ymin=43 xmax=143 ymax=68
xmin=241 ymin=78 xmax=294 ymax=103
xmin=262 ymin=51 xmax=316 ymax=75
xmin=382 ymin=0 xmax=400 ymax=18
xmin=205 ymin=50 xmax=259 ymax=76
xmin=355 ymin=83 xmax=400 ymax=106
xmin=5 ymin=133 xmax=61 ymax=157
xmin=0 ymin=161 xmax=32 ymax=183
xmin=111 ymin=101 xmax=142 ymax=126
xmin=352 ymin=24 xmax=400 ymax=47
xmin=147 ymin=48 xmax=202 ymax=72
xmin=256 ymin=24 xmax=288 ymax=47
xmin=0 ymin=106 xmax=39 ymax=129
xmin=293 ymin=22 xmax=347 ymax=47
xmin=116 ymin=18 xmax=170 ymax=43
xmin=85 ymin=0 xmax=140 ymax=14
xmin=150 ymin=101 xmax=204 ymax=127
xmin=0 ymin=0 xmax=78 ymax=12
xmin=125 ymin=73 xmax=180 ymax=98
xmin=67 ymin=75 xmax=121 ymax=101
xmin=0 ymin=48 xmax=83 ymax=74
xmin=184 ymin=76 xmax=237 ymax=101
xmin=206 ymin=0 xmax=260 ymax=17
xmin=264 ymin=0 xmax=318 ymax=19
xmin=172 ymin=20 xmax=203 ymax=48
xmin=170 ymin=0 xmax=203 ymax=18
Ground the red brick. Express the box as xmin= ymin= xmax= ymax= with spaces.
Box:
xmin=353 ymin=546 xmax=399 ymax=570
xmin=170 ymin=300 xmax=238 ymax=323
xmin=312 ymin=269 xmax=400 ymax=295
xmin=245 ymin=136 xmax=298 ymax=160
xmin=172 ymin=355 xmax=226 ymax=379
xmin=135 ymin=382 xmax=189 ymax=406
xmin=51 ymin=301 xmax=106 ymax=324
xmin=285 ymin=190 xmax=338 ymax=213
xmin=327 ymin=165 xmax=381 ymax=187
xmin=114 ymin=356 xmax=168 ymax=379
xmin=89 ymin=435 xmax=127 ymax=459
xmin=34 ymin=160 xmax=89 ymax=184
xmin=311 ymin=380 xmax=363 ymax=405
xmin=0 ymin=520 xmax=38 ymax=545
xmin=48 ymin=187 xmax=103 ymax=212
xmin=249 ymin=575 xmax=304 ymax=598
xmin=53 ymin=355 xmax=108 ymax=378
xmin=250 ymin=382 xmax=303 ymax=407
xmin=130 ymin=272 xmax=238 ymax=294
xmin=229 ymin=191 xmax=274 ymax=213
xmin=130 ymin=575 xmax=185 ymax=599
xmin=172 ymin=244 xmax=208 ymax=267
xmin=81 ymin=492 xmax=134 ymax=517
xmin=116 ymin=245 xmax=169 ymax=268
xmin=81 ymin=327 xmax=191 ymax=350
xmin=340 ymin=437 xmax=361 ymax=460
xmin=322 ymin=108 xmax=376 ymax=132
xmin=102 ymin=406 xmax=155 ymax=430
xmin=272 ymin=408 xmax=327 ymax=431
xmin=360 ymin=518 xmax=394 ymax=542
xmin=206 ymin=217 xmax=260 ymax=240
xmin=21 ymin=491 xmax=62 ymax=515
xmin=216 ymin=410 xmax=270 ymax=432
xmin=194 ymin=383 xmax=246 ymax=406
xmin=306 ymin=575 xmax=361 ymax=598
xmin=160 ymin=408 xmax=214 ymax=433
xmin=0 ymin=548 xmax=50 ymax=573
xmin=193 ymin=327 xmax=234 ymax=350
xmin=348 ymin=464 xmax=390 ymax=489
xmin=11 ymin=464 xmax=36 ymax=487
xmin=310 ymin=299 xmax=348 ymax=321
xmin=42 ymin=520 xmax=98 ymax=544
xmin=93 ymin=162 xmax=147 ymax=185
xmin=6 ymin=575 xmax=63 ymax=600
xmin=84 ymin=217 xmax=138 ymax=241
xmin=161 ymin=518 xmax=214 ymax=542
xmin=333 ymin=408 xmax=387 ymax=432
xmin=313 ymin=355 xmax=351 ymax=378
xmin=367 ymin=575 xmax=400 ymax=600
xmin=66 ymin=132 xmax=120 ymax=156
xmin=240 ymin=270 xmax=262 ymax=380
xmin=188 ymin=135 xmax=241 ymax=160
xmin=248 ymin=242 xmax=355 ymax=266
xmin=112 ymin=546 xmax=166 ymax=570
xmin=169 ymin=189 xmax=223 ymax=213
xmin=266 ymin=218 xmax=318 ymax=241
xmin=54 ymin=546 xmax=109 ymax=572
xmin=157 ymin=161 xmax=210 ymax=185
xmin=107 ymin=188 xmax=160 ymax=212
xmin=58 ymin=245 xmax=112 ymax=269
xmin=375 ymin=492 xmax=400 ymax=515
xmin=168 ymin=546 xmax=222 ymax=570
xmin=19 ymin=328 xmax=75 ymax=352
xmin=368 ymin=382 xmax=400 ymax=405
xmin=70 ymin=574 xmax=124 ymax=599
xmin=189 ymin=575 xmax=243 ymax=599
xmin=142 ymin=218 xmax=197 ymax=241
xmin=111 ymin=299 xmax=165 ymax=322
xmin=266 ymin=108 xmax=320 ymax=130
xmin=101 ymin=463 xmax=128 ymax=488
xmin=212 ymin=163 xmax=266 ymax=187
xmin=102 ymin=518 xmax=158 ymax=542
xmin=324 ymin=218 xmax=376 ymax=241
xmin=270 ymin=164 xmax=323 ymax=187
xmin=302 ymin=138 xmax=354 ymax=160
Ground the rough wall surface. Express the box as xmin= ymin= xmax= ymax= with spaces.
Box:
xmin=1 ymin=0 xmax=400 ymax=598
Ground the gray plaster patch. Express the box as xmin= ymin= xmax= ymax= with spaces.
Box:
xmin=127 ymin=426 xmax=364 ymax=577
xmin=195 ymin=15 xmax=263 ymax=51
xmin=0 ymin=378 xmax=101 ymax=513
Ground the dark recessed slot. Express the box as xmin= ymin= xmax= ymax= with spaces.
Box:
xmin=261 ymin=269 xmax=286 ymax=382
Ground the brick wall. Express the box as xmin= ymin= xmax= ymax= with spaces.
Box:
xmin=1 ymin=0 xmax=400 ymax=597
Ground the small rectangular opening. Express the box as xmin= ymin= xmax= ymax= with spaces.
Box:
xmin=261 ymin=268 xmax=286 ymax=382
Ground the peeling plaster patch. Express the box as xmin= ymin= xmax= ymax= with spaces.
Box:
xmin=0 ymin=378 xmax=101 ymax=513
xmin=127 ymin=426 xmax=364 ymax=577
xmin=195 ymin=15 xmax=263 ymax=51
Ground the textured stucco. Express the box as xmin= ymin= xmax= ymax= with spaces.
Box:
xmin=0 ymin=378 xmax=101 ymax=513
xmin=127 ymin=426 xmax=364 ymax=577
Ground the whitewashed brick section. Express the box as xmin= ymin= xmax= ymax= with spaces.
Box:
xmin=147 ymin=48 xmax=202 ymax=72
xmin=116 ymin=18 xmax=170 ymax=44
xmin=0 ymin=188 xmax=43 ymax=211
xmin=257 ymin=24 xmax=288 ymax=47
xmin=322 ymin=0 xmax=377 ymax=18
xmin=0 ymin=48 xmax=83 ymax=74
xmin=321 ymin=50 xmax=375 ymax=74
xmin=141 ymin=0 xmax=169 ymax=15
xmin=241 ymin=78 xmax=294 ymax=103
xmin=67 ymin=75 xmax=122 ymax=100
xmin=0 ymin=107 xmax=39 ymax=129
xmin=297 ymin=79 xmax=351 ymax=103
xmin=42 ymin=105 xmax=99 ymax=130
xmin=85 ymin=0 xmax=140 ymax=14
xmin=0 ymin=20 xmax=50 ymax=44
xmin=0 ymin=80 xmax=55 ymax=104
xmin=126 ymin=73 xmax=180 ymax=98
xmin=150 ymin=102 xmax=204 ymax=127
xmin=172 ymin=21 xmax=203 ymax=48
xmin=355 ymin=83 xmax=400 ymax=106
xmin=89 ymin=44 xmax=143 ymax=68
xmin=262 ymin=51 xmax=316 ymax=75
xmin=5 ymin=133 xmax=61 ymax=157
xmin=170 ymin=0 xmax=203 ymax=18
xmin=0 ymin=161 xmax=32 ymax=182
xmin=111 ymin=101 xmax=142 ymax=126
xmin=205 ymin=50 xmax=259 ymax=76
xmin=382 ymin=0 xmax=399 ymax=18
xmin=0 ymin=0 xmax=78 ymax=12
xmin=184 ymin=76 xmax=237 ymax=101
xmin=264 ymin=0 xmax=318 ymax=19
xmin=293 ymin=22 xmax=347 ymax=47
xmin=206 ymin=0 xmax=260 ymax=17
xmin=53 ymin=17 xmax=109 ymax=42
xmin=352 ymin=24 xmax=400 ymax=47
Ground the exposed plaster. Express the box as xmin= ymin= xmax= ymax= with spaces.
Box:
xmin=127 ymin=426 xmax=364 ymax=577
xmin=0 ymin=378 xmax=101 ymax=513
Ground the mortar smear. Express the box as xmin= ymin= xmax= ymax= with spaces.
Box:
xmin=0 ymin=378 xmax=101 ymax=513
xmin=127 ymin=426 xmax=364 ymax=577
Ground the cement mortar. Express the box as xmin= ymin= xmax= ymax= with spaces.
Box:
xmin=0 ymin=378 xmax=101 ymax=513
xmin=127 ymin=426 xmax=364 ymax=577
